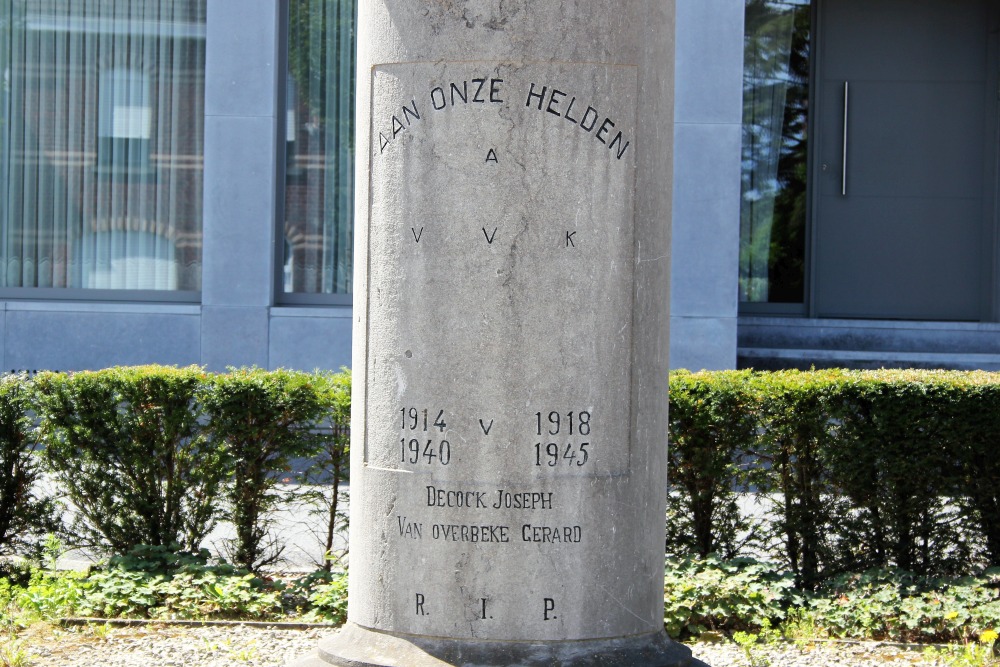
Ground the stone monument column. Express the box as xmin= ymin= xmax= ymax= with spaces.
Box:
xmin=295 ymin=2 xmax=694 ymax=665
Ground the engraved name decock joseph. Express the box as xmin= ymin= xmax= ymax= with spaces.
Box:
xmin=361 ymin=61 xmax=640 ymax=641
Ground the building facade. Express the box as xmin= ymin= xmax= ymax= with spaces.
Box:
xmin=0 ymin=0 xmax=997 ymax=373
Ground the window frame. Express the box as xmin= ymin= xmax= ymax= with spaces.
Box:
xmin=0 ymin=287 xmax=199 ymax=304
xmin=0 ymin=1 xmax=205 ymax=304
xmin=736 ymin=0 xmax=816 ymax=318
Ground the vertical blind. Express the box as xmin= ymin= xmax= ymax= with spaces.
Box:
xmin=282 ymin=0 xmax=355 ymax=297
xmin=0 ymin=0 xmax=205 ymax=291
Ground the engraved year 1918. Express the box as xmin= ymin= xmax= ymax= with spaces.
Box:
xmin=534 ymin=410 xmax=591 ymax=467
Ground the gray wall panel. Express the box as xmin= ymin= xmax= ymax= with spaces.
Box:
xmin=269 ymin=309 xmax=353 ymax=371
xmin=202 ymin=115 xmax=277 ymax=308
xmin=674 ymin=0 xmax=745 ymax=125
xmin=5 ymin=308 xmax=201 ymax=372
xmin=669 ymin=0 xmax=744 ymax=370
xmin=670 ymin=122 xmax=742 ymax=319
xmin=202 ymin=0 xmax=278 ymax=310
xmin=205 ymin=0 xmax=278 ymax=118
xmin=201 ymin=306 xmax=270 ymax=371
xmin=669 ymin=315 xmax=738 ymax=371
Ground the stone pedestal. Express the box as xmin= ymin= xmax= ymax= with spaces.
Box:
xmin=293 ymin=2 xmax=698 ymax=666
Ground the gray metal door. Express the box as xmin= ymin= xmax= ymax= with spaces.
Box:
xmin=813 ymin=0 xmax=995 ymax=320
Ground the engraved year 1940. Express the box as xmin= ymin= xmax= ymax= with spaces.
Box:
xmin=534 ymin=410 xmax=591 ymax=467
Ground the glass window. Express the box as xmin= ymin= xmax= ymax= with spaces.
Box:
xmin=0 ymin=0 xmax=205 ymax=292
xmin=281 ymin=0 xmax=356 ymax=301
xmin=740 ymin=0 xmax=810 ymax=304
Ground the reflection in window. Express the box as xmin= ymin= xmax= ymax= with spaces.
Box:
xmin=97 ymin=67 xmax=152 ymax=173
xmin=0 ymin=0 xmax=205 ymax=291
xmin=740 ymin=0 xmax=810 ymax=304
xmin=282 ymin=0 xmax=356 ymax=297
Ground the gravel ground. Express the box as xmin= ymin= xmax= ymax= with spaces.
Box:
xmin=16 ymin=624 xmax=325 ymax=667
xmin=12 ymin=623 xmax=953 ymax=667
xmin=689 ymin=639 xmax=951 ymax=666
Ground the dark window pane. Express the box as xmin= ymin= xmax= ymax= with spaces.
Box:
xmin=740 ymin=0 xmax=810 ymax=304
xmin=282 ymin=0 xmax=356 ymax=296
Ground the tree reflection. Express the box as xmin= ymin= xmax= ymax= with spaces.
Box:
xmin=740 ymin=0 xmax=810 ymax=304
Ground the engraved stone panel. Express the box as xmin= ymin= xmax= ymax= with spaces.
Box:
xmin=366 ymin=62 xmax=637 ymax=480
xmin=358 ymin=63 xmax=642 ymax=641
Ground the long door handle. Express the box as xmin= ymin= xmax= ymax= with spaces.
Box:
xmin=842 ymin=81 xmax=849 ymax=196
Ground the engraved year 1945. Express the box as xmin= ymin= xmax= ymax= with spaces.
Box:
xmin=401 ymin=407 xmax=450 ymax=465
xmin=534 ymin=410 xmax=591 ymax=467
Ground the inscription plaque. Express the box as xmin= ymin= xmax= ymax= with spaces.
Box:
xmin=365 ymin=63 xmax=638 ymax=640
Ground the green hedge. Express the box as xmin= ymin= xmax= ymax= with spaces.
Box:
xmin=0 ymin=366 xmax=350 ymax=567
xmin=668 ymin=369 xmax=1000 ymax=584
xmin=0 ymin=373 xmax=58 ymax=557
xmin=202 ymin=368 xmax=339 ymax=571
xmin=666 ymin=370 xmax=759 ymax=559
xmin=6 ymin=365 xmax=999 ymax=586
xmin=35 ymin=366 xmax=221 ymax=555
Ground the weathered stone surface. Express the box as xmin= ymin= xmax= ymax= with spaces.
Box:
xmin=306 ymin=1 xmax=684 ymax=665
xmin=291 ymin=623 xmax=699 ymax=667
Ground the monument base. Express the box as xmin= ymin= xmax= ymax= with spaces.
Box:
xmin=290 ymin=623 xmax=708 ymax=667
